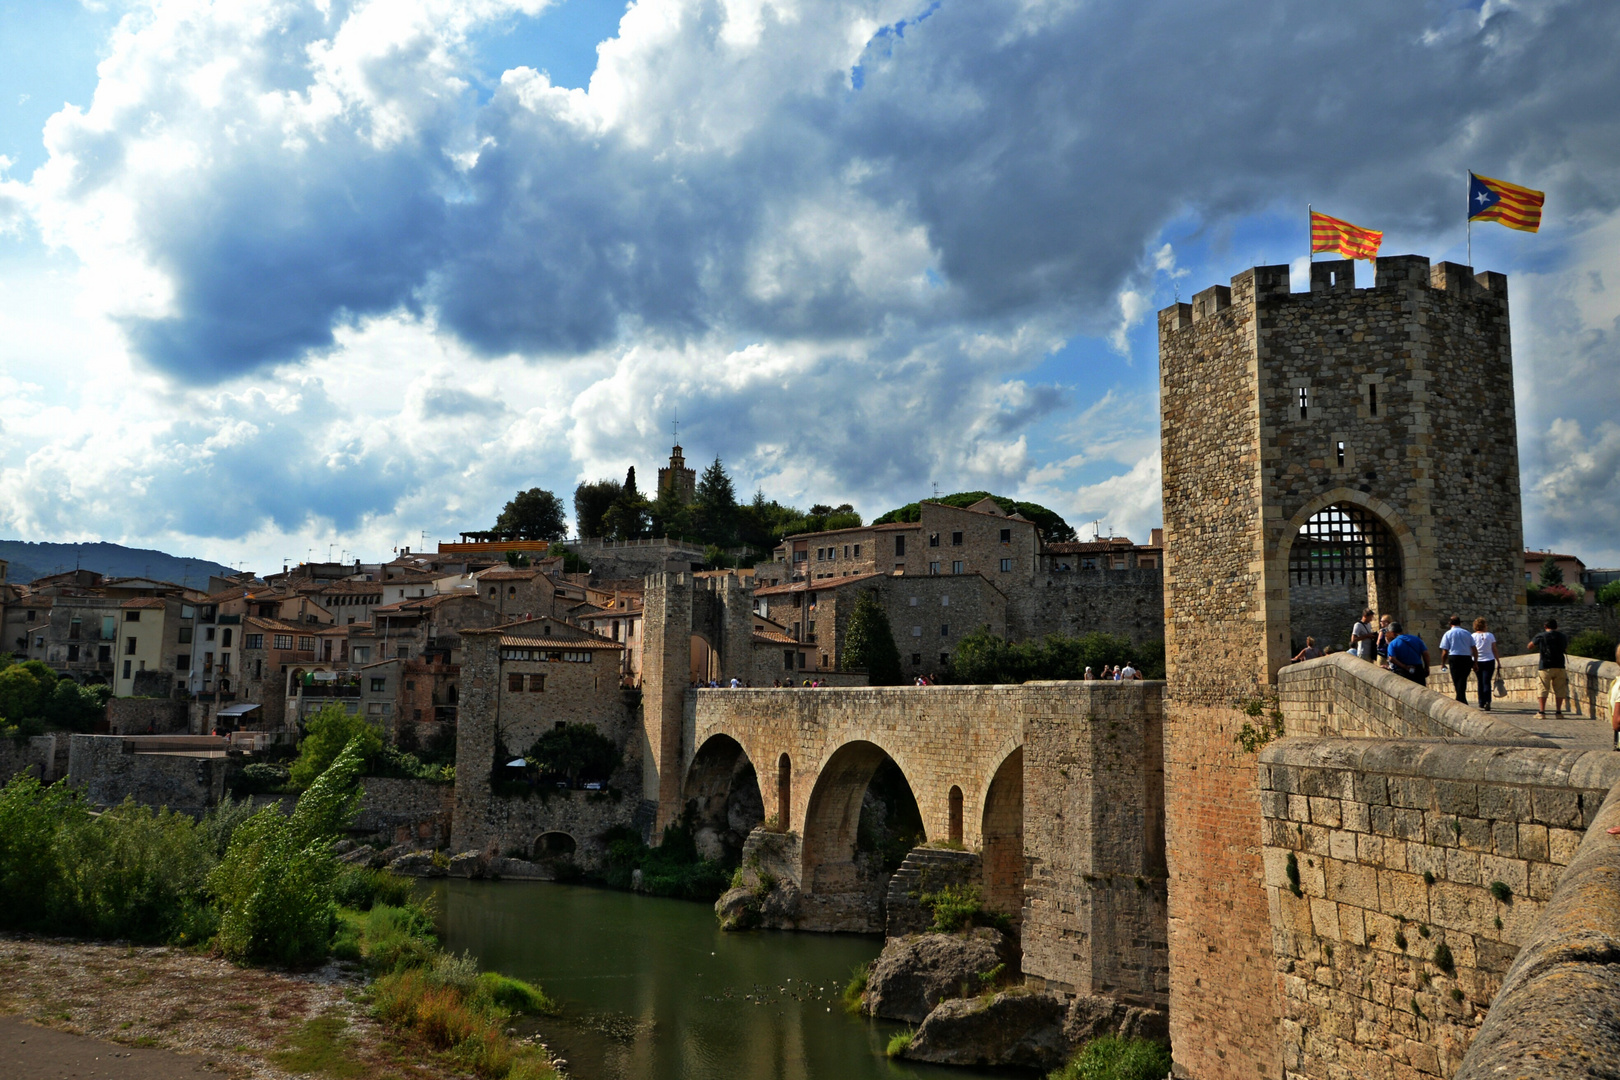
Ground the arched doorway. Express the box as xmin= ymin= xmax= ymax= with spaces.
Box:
xmin=777 ymin=754 xmax=792 ymax=830
xmin=533 ymin=831 xmax=577 ymax=860
xmin=682 ymin=735 xmax=764 ymax=865
xmin=690 ymin=634 xmax=719 ymax=684
xmin=947 ymin=786 xmax=964 ymax=846
xmin=981 ymin=747 xmax=1024 ymax=923
xmin=1286 ymin=503 xmax=1403 ymax=655
xmin=802 ymin=742 xmax=924 ymax=921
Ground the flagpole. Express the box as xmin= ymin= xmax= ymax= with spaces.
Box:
xmin=1307 ymin=203 xmax=1312 ymax=264
xmin=1467 ymin=220 xmax=1472 ymax=269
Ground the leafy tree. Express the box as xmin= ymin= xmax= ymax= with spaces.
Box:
xmin=873 ymin=492 xmax=1076 ymax=543
xmin=1601 ymin=580 xmax=1620 ymax=608
xmin=210 ymin=738 xmax=365 ymax=965
xmin=44 ymin=679 xmax=109 ymax=732
xmin=525 ymin=723 xmax=621 ymax=787
xmin=1539 ymin=556 xmax=1564 ymax=587
xmin=603 ymin=467 xmax=651 ymax=540
xmin=947 ymin=628 xmax=1164 ymax=683
xmin=843 ymin=592 xmax=904 ymax=685
xmin=493 ymin=487 xmax=568 ymax=541
xmin=649 ymin=475 xmax=693 ymax=539
xmin=290 ymin=704 xmax=385 ymax=788
xmin=0 ymin=663 xmax=54 ymax=723
xmin=574 ymin=477 xmax=623 ymax=538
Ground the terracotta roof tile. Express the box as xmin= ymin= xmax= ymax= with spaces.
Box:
xmin=753 ymin=572 xmax=885 ymax=597
xmin=497 ymin=636 xmax=623 ymax=651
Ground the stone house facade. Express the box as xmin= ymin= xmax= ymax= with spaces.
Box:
xmin=472 ymin=566 xmax=560 ymax=621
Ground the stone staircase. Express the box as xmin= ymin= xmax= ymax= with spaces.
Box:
xmin=884 ymin=847 xmax=982 ymax=938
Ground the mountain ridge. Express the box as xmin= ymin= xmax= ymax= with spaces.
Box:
xmin=0 ymin=540 xmax=236 ymax=589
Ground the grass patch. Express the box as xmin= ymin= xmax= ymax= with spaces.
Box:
xmin=1048 ymin=1035 xmax=1172 ymax=1080
xmin=842 ymin=964 xmax=869 ymax=1014
xmin=270 ymin=1014 xmax=369 ymax=1079
xmin=1488 ymin=880 xmax=1513 ymax=903
xmin=885 ymin=1028 xmax=914 ymax=1058
xmin=369 ymin=954 xmax=558 ymax=1078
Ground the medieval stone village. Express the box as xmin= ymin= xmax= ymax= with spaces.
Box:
xmin=4 ymin=249 xmax=1620 ymax=1080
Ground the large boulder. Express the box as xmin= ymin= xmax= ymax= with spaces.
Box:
xmin=387 ymin=850 xmax=446 ymax=877
xmin=1064 ymin=993 xmax=1169 ymax=1047
xmin=447 ymin=851 xmax=488 ymax=879
xmin=904 ymin=989 xmax=1069 ymax=1070
xmin=338 ymin=846 xmax=382 ymax=868
xmin=488 ymin=857 xmax=552 ymax=881
xmin=864 ymin=929 xmax=1009 ymax=1023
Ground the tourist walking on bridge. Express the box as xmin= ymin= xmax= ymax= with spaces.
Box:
xmin=1385 ymin=622 xmax=1430 ymax=685
xmin=1471 ymin=618 xmax=1499 ymax=711
xmin=1376 ymin=613 xmax=1395 ymax=668
xmin=1351 ymin=609 xmax=1377 ymax=661
xmin=1527 ymin=618 xmax=1569 ymax=720
xmin=1439 ymin=615 xmax=1477 ymax=704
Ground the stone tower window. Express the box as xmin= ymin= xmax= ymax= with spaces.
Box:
xmin=1368 ymin=383 xmax=1378 ymax=416
xmin=1336 ymin=442 xmax=1346 ymax=467
xmin=1297 ymin=386 xmax=1309 ymax=419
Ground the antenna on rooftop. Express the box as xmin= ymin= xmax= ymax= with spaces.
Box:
xmin=932 ymin=481 xmax=939 ymax=499
xmin=1088 ymin=519 xmax=1102 ymax=541
xmin=672 ymin=407 xmax=680 ymax=445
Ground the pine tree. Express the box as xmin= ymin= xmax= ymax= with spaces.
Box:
xmin=844 ymin=591 xmax=904 ymax=685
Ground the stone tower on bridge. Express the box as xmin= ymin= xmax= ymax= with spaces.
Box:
xmin=1157 ymin=256 xmax=1527 ymax=1080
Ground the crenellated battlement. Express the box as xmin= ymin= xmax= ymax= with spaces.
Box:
xmin=1159 ymin=255 xmax=1509 ymax=335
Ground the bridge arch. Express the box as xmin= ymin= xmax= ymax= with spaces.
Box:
xmin=802 ymin=740 xmax=925 ymax=897
xmin=980 ymin=745 xmax=1024 ymax=922
xmin=682 ymin=733 xmax=764 ymax=865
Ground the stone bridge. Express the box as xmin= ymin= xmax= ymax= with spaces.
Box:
xmin=675 ymin=681 xmax=1170 ymax=1006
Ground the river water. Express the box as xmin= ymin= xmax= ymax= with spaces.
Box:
xmin=426 ymin=879 xmax=1017 ymax=1080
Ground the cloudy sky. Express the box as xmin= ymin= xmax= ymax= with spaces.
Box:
xmin=1 ymin=0 xmax=1618 ymax=572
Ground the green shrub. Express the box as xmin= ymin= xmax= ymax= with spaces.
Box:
xmin=1488 ymin=880 xmax=1513 ymax=904
xmin=477 ymin=972 xmax=558 ymax=1016
xmin=524 ymin=724 xmax=621 ymax=788
xmin=1048 ymin=1035 xmax=1173 ymax=1080
xmin=597 ymin=819 xmax=731 ymax=900
xmin=1433 ymin=941 xmax=1456 ymax=976
xmin=0 ymin=776 xmax=217 ymax=942
xmin=234 ymin=761 xmax=291 ymax=795
xmin=842 ymin=964 xmax=870 ymax=1014
xmin=289 ymin=706 xmax=385 ymax=789
xmin=919 ymin=884 xmax=983 ymax=933
xmin=948 ymin=628 xmax=1166 ymax=685
xmin=1600 ymin=580 xmax=1620 ymax=609
xmin=885 ymin=1028 xmax=914 ymax=1057
xmin=210 ymin=738 xmax=365 ymax=965
xmin=333 ymin=867 xmax=415 ymax=912
xmin=1569 ymin=630 xmax=1618 ymax=664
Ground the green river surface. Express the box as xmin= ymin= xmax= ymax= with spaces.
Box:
xmin=425 ymin=879 xmax=1021 ymax=1080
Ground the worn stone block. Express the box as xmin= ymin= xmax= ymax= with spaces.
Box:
xmin=1517 ymin=823 xmax=1549 ymax=862
xmin=1310 ymin=797 xmax=1344 ymax=828
xmin=1548 ymin=827 xmax=1583 ymax=866
xmin=1532 ymin=787 xmax=1582 ymax=828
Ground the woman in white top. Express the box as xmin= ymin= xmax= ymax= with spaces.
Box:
xmin=1471 ymin=618 xmax=1499 ymax=712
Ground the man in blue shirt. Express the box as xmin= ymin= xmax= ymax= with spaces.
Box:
xmin=1385 ymin=621 xmax=1431 ymax=685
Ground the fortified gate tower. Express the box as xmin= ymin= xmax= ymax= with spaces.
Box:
xmin=1156 ymin=256 xmax=1526 ymax=1079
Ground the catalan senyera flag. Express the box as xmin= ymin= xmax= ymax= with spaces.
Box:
xmin=1310 ymin=211 xmax=1383 ymax=261
xmin=1469 ymin=172 xmax=1544 ymax=233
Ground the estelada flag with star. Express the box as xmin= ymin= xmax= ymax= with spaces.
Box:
xmin=1310 ymin=211 xmax=1383 ymax=261
xmin=1469 ymin=172 xmax=1544 ymax=232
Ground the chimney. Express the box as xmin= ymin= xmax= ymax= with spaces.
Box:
xmin=1150 ymin=528 xmax=1164 ymax=548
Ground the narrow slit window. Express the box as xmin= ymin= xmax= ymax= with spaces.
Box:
xmin=1369 ymin=383 xmax=1378 ymax=416
xmin=1336 ymin=441 xmax=1346 ymax=467
xmin=1297 ymin=387 xmax=1309 ymax=419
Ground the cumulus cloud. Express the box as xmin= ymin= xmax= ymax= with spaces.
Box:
xmin=18 ymin=0 xmax=1620 ymax=383
xmin=7 ymin=0 xmax=1620 ymax=563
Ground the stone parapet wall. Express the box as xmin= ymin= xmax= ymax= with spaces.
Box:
xmin=1426 ymin=652 xmax=1618 ymax=719
xmin=1280 ymin=653 xmax=1552 ymax=744
xmin=1259 ymin=737 xmax=1620 ymax=1080
xmin=106 ymin=697 xmax=189 ymax=735
xmin=355 ymin=776 xmax=454 ymax=842
xmin=1456 ymin=776 xmax=1620 ymax=1078
xmin=67 ymin=734 xmax=227 ymax=816
xmin=0 ymin=734 xmax=69 ymax=784
xmin=453 ymin=788 xmax=636 ymax=871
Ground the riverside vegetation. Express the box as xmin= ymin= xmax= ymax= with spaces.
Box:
xmin=0 ymin=736 xmax=557 ymax=1079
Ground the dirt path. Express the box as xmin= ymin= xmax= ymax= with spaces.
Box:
xmin=0 ymin=936 xmax=456 ymax=1079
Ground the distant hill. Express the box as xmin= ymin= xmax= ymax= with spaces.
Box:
xmin=0 ymin=541 xmax=236 ymax=590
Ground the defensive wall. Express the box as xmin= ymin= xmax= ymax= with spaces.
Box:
xmin=67 ymin=734 xmax=229 ymax=816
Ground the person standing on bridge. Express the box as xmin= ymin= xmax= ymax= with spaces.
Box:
xmin=1291 ymin=637 xmax=1323 ymax=663
xmin=1385 ymin=622 xmax=1430 ymax=685
xmin=1471 ymin=618 xmax=1499 ymax=712
xmin=1439 ymin=615 xmax=1477 ymax=704
xmin=1527 ymin=617 xmax=1570 ymax=720
xmin=1351 ymin=609 xmax=1378 ymax=661
xmin=1376 ymin=613 xmax=1395 ymax=668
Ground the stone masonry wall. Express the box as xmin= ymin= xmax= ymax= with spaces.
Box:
xmin=106 ymin=697 xmax=189 ymax=735
xmin=1259 ymin=738 xmax=1620 ymax=1080
xmin=1022 ymin=681 xmax=1167 ymax=1009
xmin=67 ymin=735 xmax=227 ymax=816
